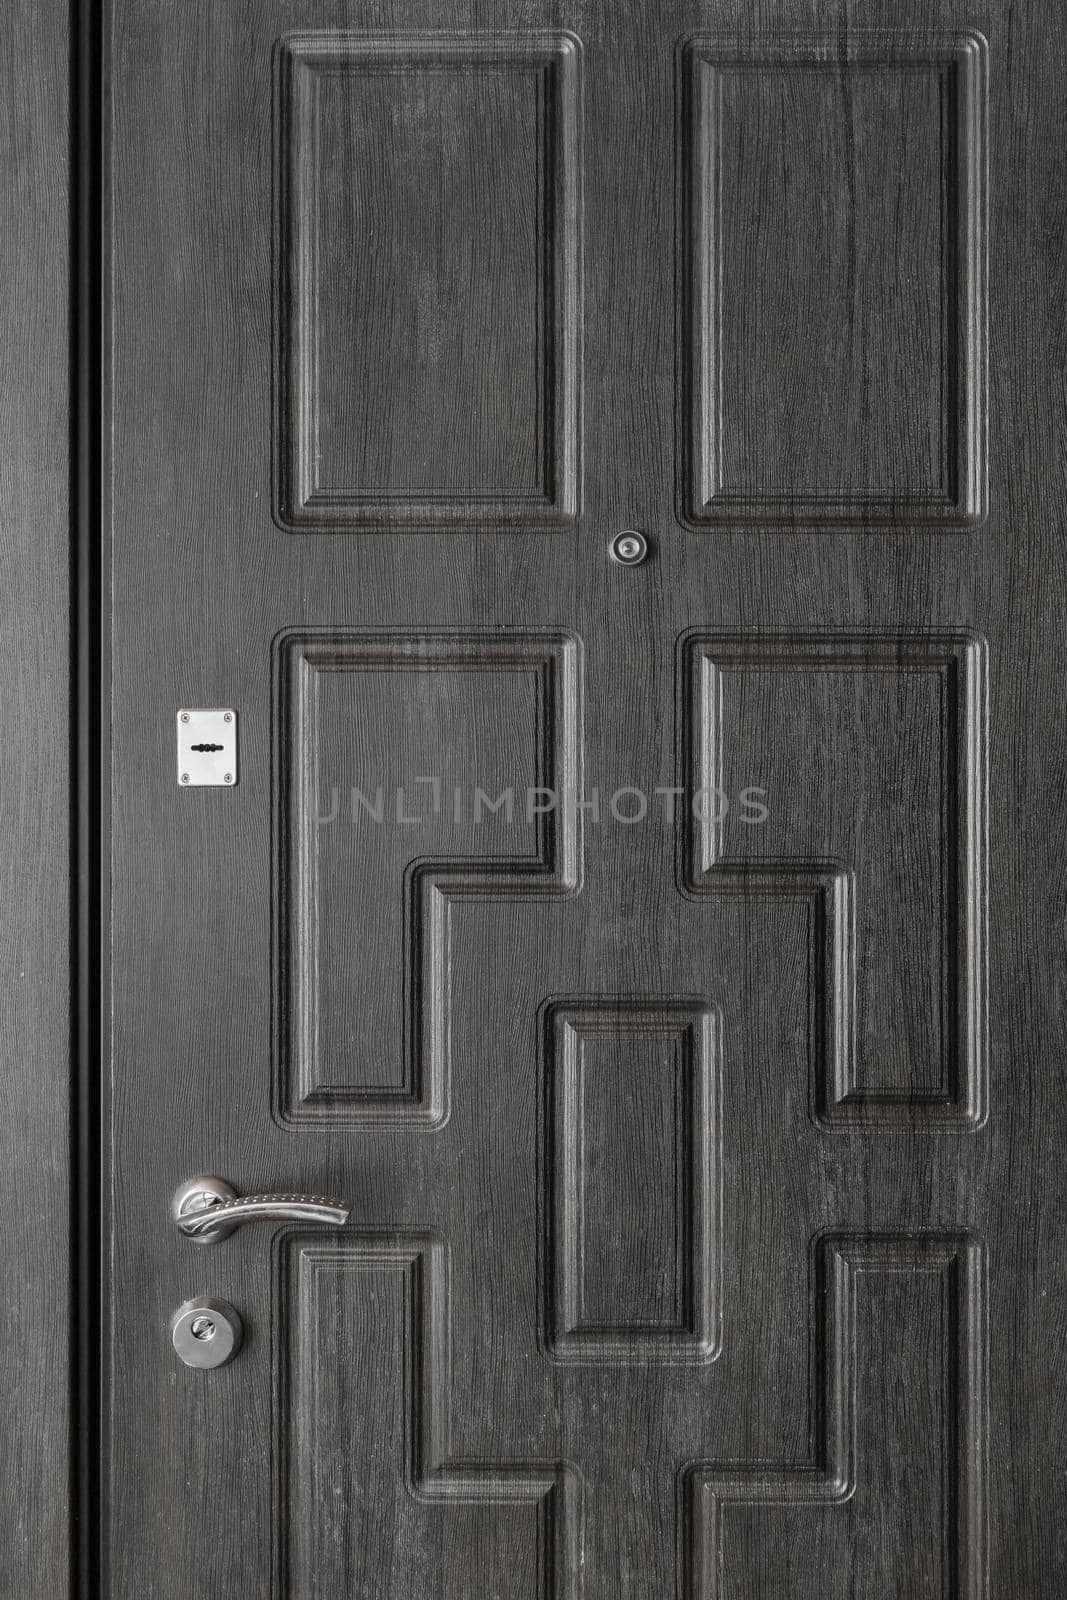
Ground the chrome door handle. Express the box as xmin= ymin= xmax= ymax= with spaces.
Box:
xmin=172 ymin=1175 xmax=350 ymax=1244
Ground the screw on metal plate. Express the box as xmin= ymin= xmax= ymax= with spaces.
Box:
xmin=176 ymin=709 xmax=238 ymax=788
xmin=609 ymin=529 xmax=649 ymax=566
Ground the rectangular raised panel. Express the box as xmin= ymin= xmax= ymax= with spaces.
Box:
xmin=275 ymin=33 xmax=581 ymax=529
xmin=275 ymin=1240 xmax=577 ymax=1596
xmin=274 ymin=632 xmax=581 ymax=1128
xmin=545 ymin=1001 xmax=720 ymax=1361
xmin=682 ymin=635 xmax=987 ymax=1127
xmin=682 ymin=33 xmax=986 ymax=526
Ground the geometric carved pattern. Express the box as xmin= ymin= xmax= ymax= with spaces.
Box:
xmin=685 ymin=1236 xmax=988 ymax=1599
xmin=273 ymin=630 xmax=581 ymax=1127
xmin=680 ymin=33 xmax=988 ymax=527
xmin=268 ymin=635 xmax=990 ymax=1594
xmin=274 ymin=33 xmax=582 ymax=530
xmin=543 ymin=1000 xmax=721 ymax=1363
xmin=274 ymin=1239 xmax=580 ymax=1597
xmin=681 ymin=633 xmax=988 ymax=1127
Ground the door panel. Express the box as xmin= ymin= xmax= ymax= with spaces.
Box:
xmin=274 ymin=630 xmax=581 ymax=1126
xmin=107 ymin=0 xmax=1067 ymax=1594
xmin=682 ymin=633 xmax=987 ymax=1125
xmin=278 ymin=1239 xmax=579 ymax=1597
xmin=275 ymin=33 xmax=581 ymax=528
xmin=682 ymin=31 xmax=986 ymax=525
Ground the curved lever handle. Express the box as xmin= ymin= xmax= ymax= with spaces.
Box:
xmin=172 ymin=1175 xmax=350 ymax=1245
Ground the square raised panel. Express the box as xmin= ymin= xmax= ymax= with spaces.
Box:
xmin=274 ymin=33 xmax=582 ymax=530
xmin=681 ymin=34 xmax=987 ymax=527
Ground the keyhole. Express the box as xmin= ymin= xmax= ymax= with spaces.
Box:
xmin=190 ymin=1316 xmax=216 ymax=1342
xmin=190 ymin=742 xmax=224 ymax=753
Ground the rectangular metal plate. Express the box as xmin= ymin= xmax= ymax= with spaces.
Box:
xmin=177 ymin=708 xmax=237 ymax=787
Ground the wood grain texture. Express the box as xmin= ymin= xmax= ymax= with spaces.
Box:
xmin=687 ymin=1237 xmax=987 ymax=1598
xmin=105 ymin=0 xmax=1067 ymax=1594
xmin=545 ymin=1000 xmax=721 ymax=1361
xmin=0 ymin=0 xmax=72 ymax=1592
xmin=275 ymin=1238 xmax=579 ymax=1595
xmin=275 ymin=32 xmax=582 ymax=528
xmin=274 ymin=630 xmax=581 ymax=1125
xmin=682 ymin=31 xmax=987 ymax=525
xmin=681 ymin=633 xmax=988 ymax=1126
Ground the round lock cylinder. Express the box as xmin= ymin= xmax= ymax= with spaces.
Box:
xmin=171 ymin=1295 xmax=243 ymax=1370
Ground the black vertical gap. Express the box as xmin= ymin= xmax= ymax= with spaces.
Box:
xmin=70 ymin=0 xmax=102 ymax=1593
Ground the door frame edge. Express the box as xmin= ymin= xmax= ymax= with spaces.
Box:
xmin=71 ymin=0 xmax=106 ymax=1593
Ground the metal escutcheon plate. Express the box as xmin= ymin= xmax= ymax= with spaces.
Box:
xmin=171 ymin=1296 xmax=243 ymax=1370
xmin=177 ymin=707 xmax=238 ymax=788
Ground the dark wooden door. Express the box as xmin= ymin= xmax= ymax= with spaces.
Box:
xmin=107 ymin=0 xmax=1066 ymax=1594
